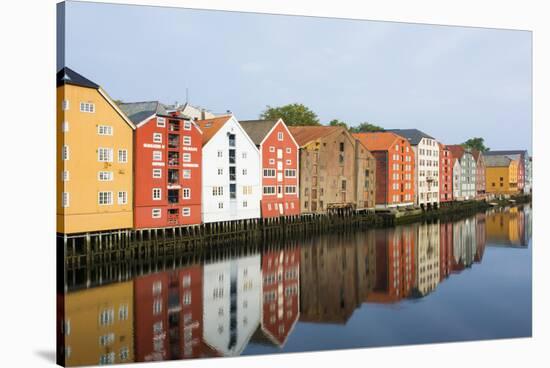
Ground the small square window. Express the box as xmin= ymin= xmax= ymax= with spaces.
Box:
xmin=152 ymin=208 xmax=162 ymax=218
xmin=157 ymin=117 xmax=166 ymax=127
xmin=182 ymin=207 xmax=191 ymax=216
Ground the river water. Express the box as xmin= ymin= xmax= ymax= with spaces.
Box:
xmin=60 ymin=205 xmax=532 ymax=366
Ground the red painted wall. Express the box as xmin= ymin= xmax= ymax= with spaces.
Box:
xmin=439 ymin=145 xmax=453 ymax=202
xmin=260 ymin=121 xmax=300 ymax=218
xmin=134 ymin=115 xmax=202 ymax=228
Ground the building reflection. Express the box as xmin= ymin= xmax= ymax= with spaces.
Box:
xmin=252 ymin=247 xmax=301 ymax=347
xmin=486 ymin=205 xmax=530 ymax=247
xmin=63 ymin=282 xmax=134 ymax=366
xmin=61 ymin=206 xmax=532 ymax=365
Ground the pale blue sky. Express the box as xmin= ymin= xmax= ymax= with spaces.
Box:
xmin=61 ymin=1 xmax=532 ymax=152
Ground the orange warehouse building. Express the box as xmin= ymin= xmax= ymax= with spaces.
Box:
xmin=119 ymin=102 xmax=203 ymax=229
xmin=438 ymin=143 xmax=453 ymax=203
xmin=353 ymin=132 xmax=415 ymax=208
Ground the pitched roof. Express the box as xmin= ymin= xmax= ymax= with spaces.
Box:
xmin=57 ymin=67 xmax=99 ymax=89
xmin=196 ymin=116 xmax=233 ymax=145
xmin=485 ymin=150 xmax=527 ymax=157
xmin=446 ymin=145 xmax=466 ymax=160
xmin=485 ymin=155 xmax=513 ymax=167
xmin=239 ymin=120 xmax=279 ymax=146
xmin=118 ymin=101 xmax=168 ymax=125
xmin=385 ymin=129 xmax=435 ymax=145
xmin=352 ymin=131 xmax=402 ymax=151
xmin=287 ymin=126 xmax=341 ymax=147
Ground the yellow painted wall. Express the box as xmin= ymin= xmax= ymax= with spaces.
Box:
xmin=485 ymin=162 xmax=519 ymax=195
xmin=57 ymin=84 xmax=134 ymax=233
xmin=63 ymin=282 xmax=134 ymax=366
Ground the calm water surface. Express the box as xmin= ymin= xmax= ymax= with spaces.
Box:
xmin=61 ymin=205 xmax=532 ymax=366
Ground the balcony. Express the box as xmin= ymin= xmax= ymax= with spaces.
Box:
xmin=229 ymin=167 xmax=236 ymax=181
xmin=169 ymin=120 xmax=180 ymax=132
xmin=168 ymin=152 xmax=179 ymax=166
xmin=229 ymin=149 xmax=236 ymax=164
xmin=168 ymin=189 xmax=179 ymax=204
xmin=168 ymin=169 xmax=179 ymax=185
xmin=168 ymin=134 xmax=179 ymax=149
xmin=228 ymin=133 xmax=236 ymax=147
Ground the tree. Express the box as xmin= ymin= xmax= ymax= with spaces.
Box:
xmin=462 ymin=137 xmax=489 ymax=152
xmin=260 ymin=104 xmax=320 ymax=126
xmin=113 ymin=99 xmax=124 ymax=105
xmin=328 ymin=119 xmax=348 ymax=129
xmin=349 ymin=122 xmax=384 ymax=133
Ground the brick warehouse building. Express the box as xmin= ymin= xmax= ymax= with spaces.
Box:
xmin=119 ymin=102 xmax=203 ymax=228
xmin=438 ymin=143 xmax=453 ymax=203
xmin=240 ymin=119 xmax=300 ymax=218
xmin=353 ymin=131 xmax=414 ymax=208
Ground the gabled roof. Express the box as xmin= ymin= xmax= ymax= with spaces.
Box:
xmin=352 ymin=131 xmax=403 ymax=151
xmin=196 ymin=115 xmax=233 ymax=145
xmin=485 ymin=150 xmax=527 ymax=157
xmin=446 ymin=145 xmax=466 ymax=160
xmin=287 ymin=126 xmax=341 ymax=147
xmin=385 ymin=129 xmax=435 ymax=145
xmin=239 ymin=120 xmax=279 ymax=146
xmin=485 ymin=155 xmax=513 ymax=167
xmin=56 ymin=67 xmax=99 ymax=89
xmin=118 ymin=101 xmax=168 ymax=125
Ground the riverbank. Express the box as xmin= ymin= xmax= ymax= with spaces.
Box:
xmin=59 ymin=194 xmax=531 ymax=273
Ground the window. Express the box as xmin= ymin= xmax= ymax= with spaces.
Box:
xmin=263 ymin=169 xmax=276 ymax=177
xmin=62 ymin=121 xmax=69 ymax=132
xmin=153 ymin=151 xmax=162 ymax=161
xmin=98 ymin=171 xmax=113 ymax=181
xmin=278 ymin=132 xmax=284 ymax=141
xmin=152 ymin=281 xmax=162 ymax=295
xmin=117 ymin=149 xmax=128 ymax=163
xmin=269 ymin=158 xmax=275 ymax=165
xmin=97 ymin=125 xmax=113 ymax=135
xmin=182 ymin=188 xmax=191 ymax=199
xmin=218 ymin=202 xmax=224 ymax=209
xmin=182 ymin=275 xmax=191 ymax=288
xmin=286 ymin=147 xmax=291 ymax=154
xmin=99 ymin=308 xmax=114 ymax=326
xmin=153 ymin=133 xmax=162 ymax=143
xmin=243 ymin=201 xmax=248 ymax=208
xmin=182 ymin=207 xmax=191 ymax=216
xmin=152 ymin=188 xmax=162 ymax=200
xmin=183 ymin=121 xmax=191 ymax=130
xmin=269 ymin=146 xmax=275 ymax=152
xmin=243 ymin=185 xmax=253 ymax=195
xmin=153 ymin=168 xmax=162 ymax=178
xmin=217 ymin=150 xmax=223 ymax=158
xmin=79 ymin=102 xmax=95 ymax=113
xmin=152 ymin=208 xmax=161 ymax=218
xmin=157 ymin=117 xmax=166 ymax=127
xmin=217 ymin=168 xmax=223 ymax=175
xmin=62 ymin=99 xmax=69 ymax=111
xmin=99 ymin=352 xmax=115 ymax=365
xmin=285 ymin=185 xmax=297 ymax=194
xmin=120 ymin=347 xmax=129 ymax=362
xmin=183 ymin=170 xmax=191 ymax=179
xmin=119 ymin=304 xmax=128 ymax=320
xmin=285 ymin=169 xmax=296 ymax=177
xmin=98 ymin=191 xmax=113 ymax=205
xmin=183 ymin=136 xmax=191 ymax=146
xmin=212 ymin=186 xmax=224 ymax=196
xmin=118 ymin=191 xmax=127 ymax=205
xmin=62 ymin=145 xmax=69 ymax=160
xmin=183 ymin=291 xmax=192 ymax=305
xmin=263 ymin=186 xmax=276 ymax=195
xmin=62 ymin=192 xmax=69 ymax=208
xmin=98 ymin=147 xmax=113 ymax=162
xmin=153 ymin=298 xmax=162 ymax=315
xmin=242 ymin=168 xmax=247 ymax=175
xmin=286 ymin=159 xmax=291 ymax=165
xmin=242 ymin=152 xmax=247 ymax=159
xmin=62 ymin=170 xmax=69 ymax=182
xmin=183 ymin=153 xmax=191 ymax=163
xmin=99 ymin=333 xmax=115 ymax=347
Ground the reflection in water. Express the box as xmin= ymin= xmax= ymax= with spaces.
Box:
xmin=61 ymin=205 xmax=531 ymax=366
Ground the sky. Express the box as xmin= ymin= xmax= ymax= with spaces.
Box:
xmin=61 ymin=1 xmax=532 ymax=152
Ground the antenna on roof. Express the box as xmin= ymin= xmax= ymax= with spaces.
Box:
xmin=185 ymin=88 xmax=189 ymax=104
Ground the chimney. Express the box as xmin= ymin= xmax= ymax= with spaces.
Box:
xmin=200 ymin=109 xmax=206 ymax=120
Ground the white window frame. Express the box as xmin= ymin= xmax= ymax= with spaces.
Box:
xmin=98 ymin=191 xmax=114 ymax=205
xmin=62 ymin=121 xmax=69 ymax=132
xmin=153 ymin=151 xmax=162 ymax=161
xmin=183 ymin=121 xmax=192 ymax=130
xmin=152 ymin=208 xmax=162 ymax=218
xmin=156 ymin=117 xmax=166 ymax=127
xmin=118 ymin=149 xmax=128 ymax=163
xmin=62 ymin=99 xmax=69 ymax=111
xmin=286 ymin=159 xmax=292 ymax=165
xmin=269 ymin=146 xmax=275 ymax=152
xmin=182 ymin=188 xmax=191 ymax=199
xmin=80 ymin=102 xmax=95 ymax=113
xmin=118 ymin=191 xmax=128 ymax=205
xmin=97 ymin=125 xmax=113 ymax=136
xmin=62 ymin=145 xmax=69 ymax=161
xmin=98 ymin=147 xmax=113 ymax=162
xmin=98 ymin=171 xmax=113 ymax=181
xmin=152 ymin=188 xmax=162 ymax=201
xmin=183 ymin=136 xmax=191 ymax=146
xmin=153 ymin=132 xmax=162 ymax=143
xmin=182 ymin=207 xmax=191 ymax=217
xmin=277 ymin=132 xmax=284 ymax=141
xmin=152 ymin=168 xmax=162 ymax=178
xmin=286 ymin=147 xmax=291 ymax=154
xmin=183 ymin=153 xmax=191 ymax=163
xmin=62 ymin=170 xmax=69 ymax=182
xmin=183 ymin=169 xmax=191 ymax=179
xmin=62 ymin=192 xmax=69 ymax=208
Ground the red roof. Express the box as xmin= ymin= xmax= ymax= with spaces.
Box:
xmin=352 ymin=132 xmax=403 ymax=151
xmin=287 ymin=126 xmax=341 ymax=147
xmin=446 ymin=145 xmax=465 ymax=160
xmin=196 ymin=115 xmax=232 ymax=145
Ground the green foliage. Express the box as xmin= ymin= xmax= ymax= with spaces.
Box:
xmin=349 ymin=122 xmax=384 ymax=133
xmin=462 ymin=137 xmax=489 ymax=152
xmin=260 ymin=104 xmax=320 ymax=126
xmin=328 ymin=119 xmax=348 ymax=129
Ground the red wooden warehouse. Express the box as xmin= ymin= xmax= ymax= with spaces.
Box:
xmin=239 ymin=119 xmax=300 ymax=218
xmin=119 ymin=102 xmax=202 ymax=228
xmin=438 ymin=143 xmax=453 ymax=203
